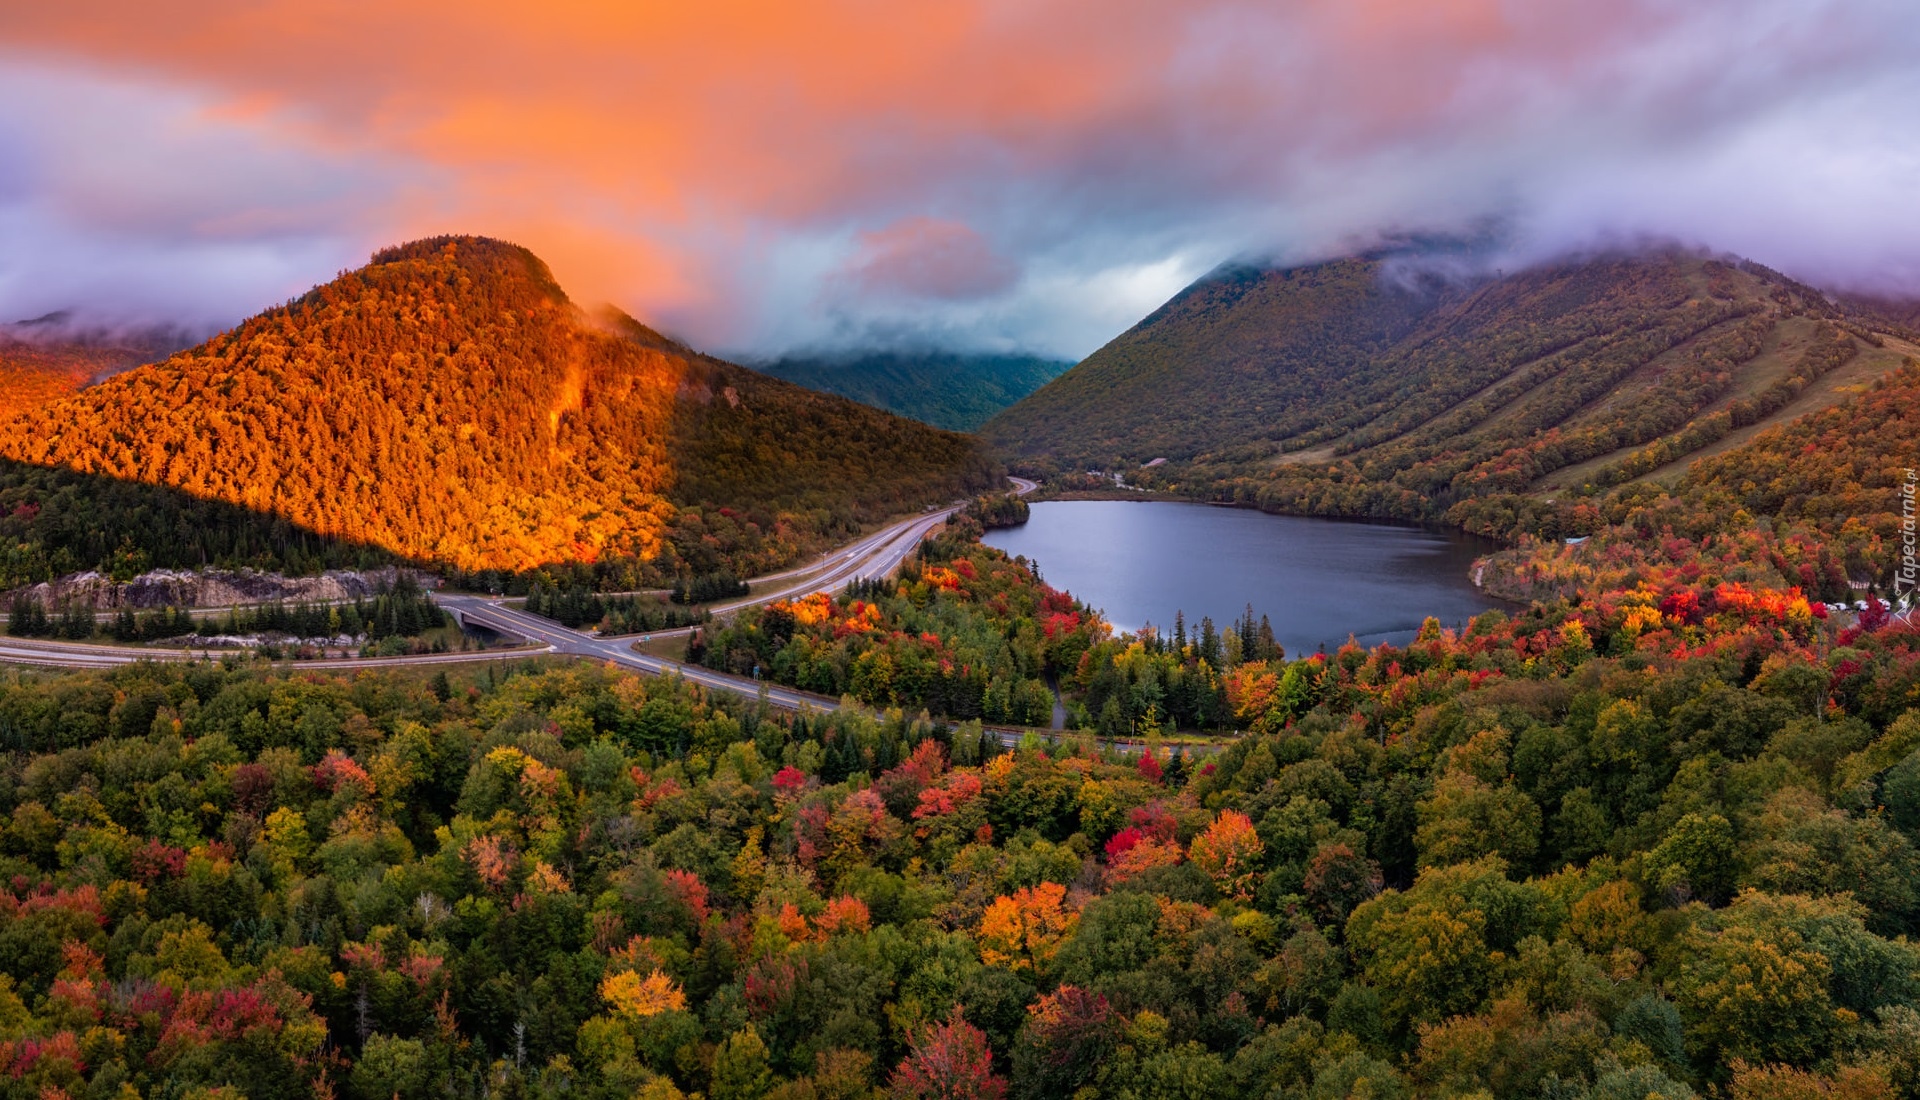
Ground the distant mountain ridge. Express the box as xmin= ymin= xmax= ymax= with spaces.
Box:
xmin=985 ymin=247 xmax=1918 ymax=538
xmin=757 ymin=350 xmax=1071 ymax=431
xmin=0 ymin=236 xmax=995 ymax=583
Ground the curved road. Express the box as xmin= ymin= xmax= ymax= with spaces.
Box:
xmin=434 ymin=496 xmax=971 ymax=710
xmin=0 ymin=477 xmax=1205 ymax=753
xmin=437 ymin=480 xmax=1044 ymax=717
xmin=0 ymin=479 xmax=1024 ymax=681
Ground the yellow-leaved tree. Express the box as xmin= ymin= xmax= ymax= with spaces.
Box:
xmin=600 ymin=969 xmax=687 ymax=1020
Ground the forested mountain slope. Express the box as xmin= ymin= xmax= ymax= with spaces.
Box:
xmin=0 ymin=238 xmax=994 ymax=584
xmin=1480 ymin=359 xmax=1920 ymax=604
xmin=0 ymin=319 xmax=184 ymax=419
xmin=0 ymin=347 xmax=92 ymax=422
xmin=757 ymin=350 xmax=1071 ymax=431
xmin=986 ymin=250 xmax=1914 ymax=541
xmin=983 ymin=256 xmax=1442 ymax=463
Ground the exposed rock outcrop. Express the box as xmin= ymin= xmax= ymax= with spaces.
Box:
xmin=10 ymin=566 xmax=435 ymax=610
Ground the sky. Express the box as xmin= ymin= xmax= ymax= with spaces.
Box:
xmin=2 ymin=0 xmax=1919 ymax=361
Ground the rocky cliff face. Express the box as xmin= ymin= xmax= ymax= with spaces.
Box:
xmin=13 ymin=566 xmax=433 ymax=610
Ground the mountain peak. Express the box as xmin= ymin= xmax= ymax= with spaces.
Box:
xmin=0 ymin=238 xmax=992 ymax=577
xmin=363 ymin=234 xmax=571 ymax=304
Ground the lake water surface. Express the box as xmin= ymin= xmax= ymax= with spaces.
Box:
xmin=982 ymin=500 xmax=1512 ymax=655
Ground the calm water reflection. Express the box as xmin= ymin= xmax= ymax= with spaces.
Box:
xmin=983 ymin=500 xmax=1513 ymax=655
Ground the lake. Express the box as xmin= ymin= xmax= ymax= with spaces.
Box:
xmin=982 ymin=500 xmax=1513 ymax=655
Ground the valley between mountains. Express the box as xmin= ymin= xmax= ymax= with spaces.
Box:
xmin=4 ymin=236 xmax=1920 ymax=1100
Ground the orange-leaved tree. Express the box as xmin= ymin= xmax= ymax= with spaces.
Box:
xmin=978 ymin=881 xmax=1077 ymax=974
xmin=1189 ymin=810 xmax=1266 ymax=900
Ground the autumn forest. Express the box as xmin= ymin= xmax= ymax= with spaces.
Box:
xmin=0 ymin=231 xmax=1919 ymax=1100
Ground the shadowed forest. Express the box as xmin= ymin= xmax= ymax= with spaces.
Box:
xmin=0 ymin=239 xmax=996 ymax=592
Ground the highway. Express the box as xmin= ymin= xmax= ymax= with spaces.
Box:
xmin=575 ymin=479 xmax=1037 ymax=599
xmin=437 ymin=596 xmax=831 ymax=710
xmin=432 ymin=495 xmax=972 ymax=711
xmin=0 ymin=476 xmax=1207 ymax=753
xmin=0 ymin=478 xmax=1020 ymax=680
xmin=0 ymin=634 xmax=558 ymax=671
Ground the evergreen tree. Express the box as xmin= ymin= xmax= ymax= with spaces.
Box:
xmin=1198 ymin=616 xmax=1222 ymax=669
xmin=1257 ymin=615 xmax=1281 ymax=661
xmin=58 ymin=602 xmax=93 ymax=640
xmin=8 ymin=593 xmax=48 ymax=637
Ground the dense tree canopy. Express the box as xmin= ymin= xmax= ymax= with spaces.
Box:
xmin=4 ymin=494 xmax=1919 ymax=1098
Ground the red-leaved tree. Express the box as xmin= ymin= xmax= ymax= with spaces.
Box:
xmin=890 ymin=1007 xmax=1006 ymax=1100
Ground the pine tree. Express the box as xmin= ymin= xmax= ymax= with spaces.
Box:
xmin=1198 ymin=616 xmax=1222 ymax=669
xmin=8 ymin=594 xmax=47 ymax=637
xmin=1257 ymin=615 xmax=1281 ymax=661
xmin=58 ymin=602 xmax=92 ymax=640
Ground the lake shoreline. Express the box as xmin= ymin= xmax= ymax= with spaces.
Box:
xmin=1028 ymin=487 xmax=1190 ymax=503
xmin=1027 ymin=489 xmax=1518 ymax=565
xmin=985 ymin=499 xmax=1518 ymax=654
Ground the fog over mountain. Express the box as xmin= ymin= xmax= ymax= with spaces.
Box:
xmin=2 ymin=1 xmax=1918 ymax=359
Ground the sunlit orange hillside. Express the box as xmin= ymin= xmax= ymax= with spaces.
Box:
xmin=0 ymin=328 xmax=174 ymax=419
xmin=0 ymin=237 xmax=993 ymax=575
xmin=0 ymin=352 xmax=89 ymax=420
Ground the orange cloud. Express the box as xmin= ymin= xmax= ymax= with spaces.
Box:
xmin=0 ymin=2 xmax=1184 ymax=322
xmin=1 ymin=2 xmax=1153 ymax=207
xmin=3 ymin=1 xmax=1917 ymax=352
